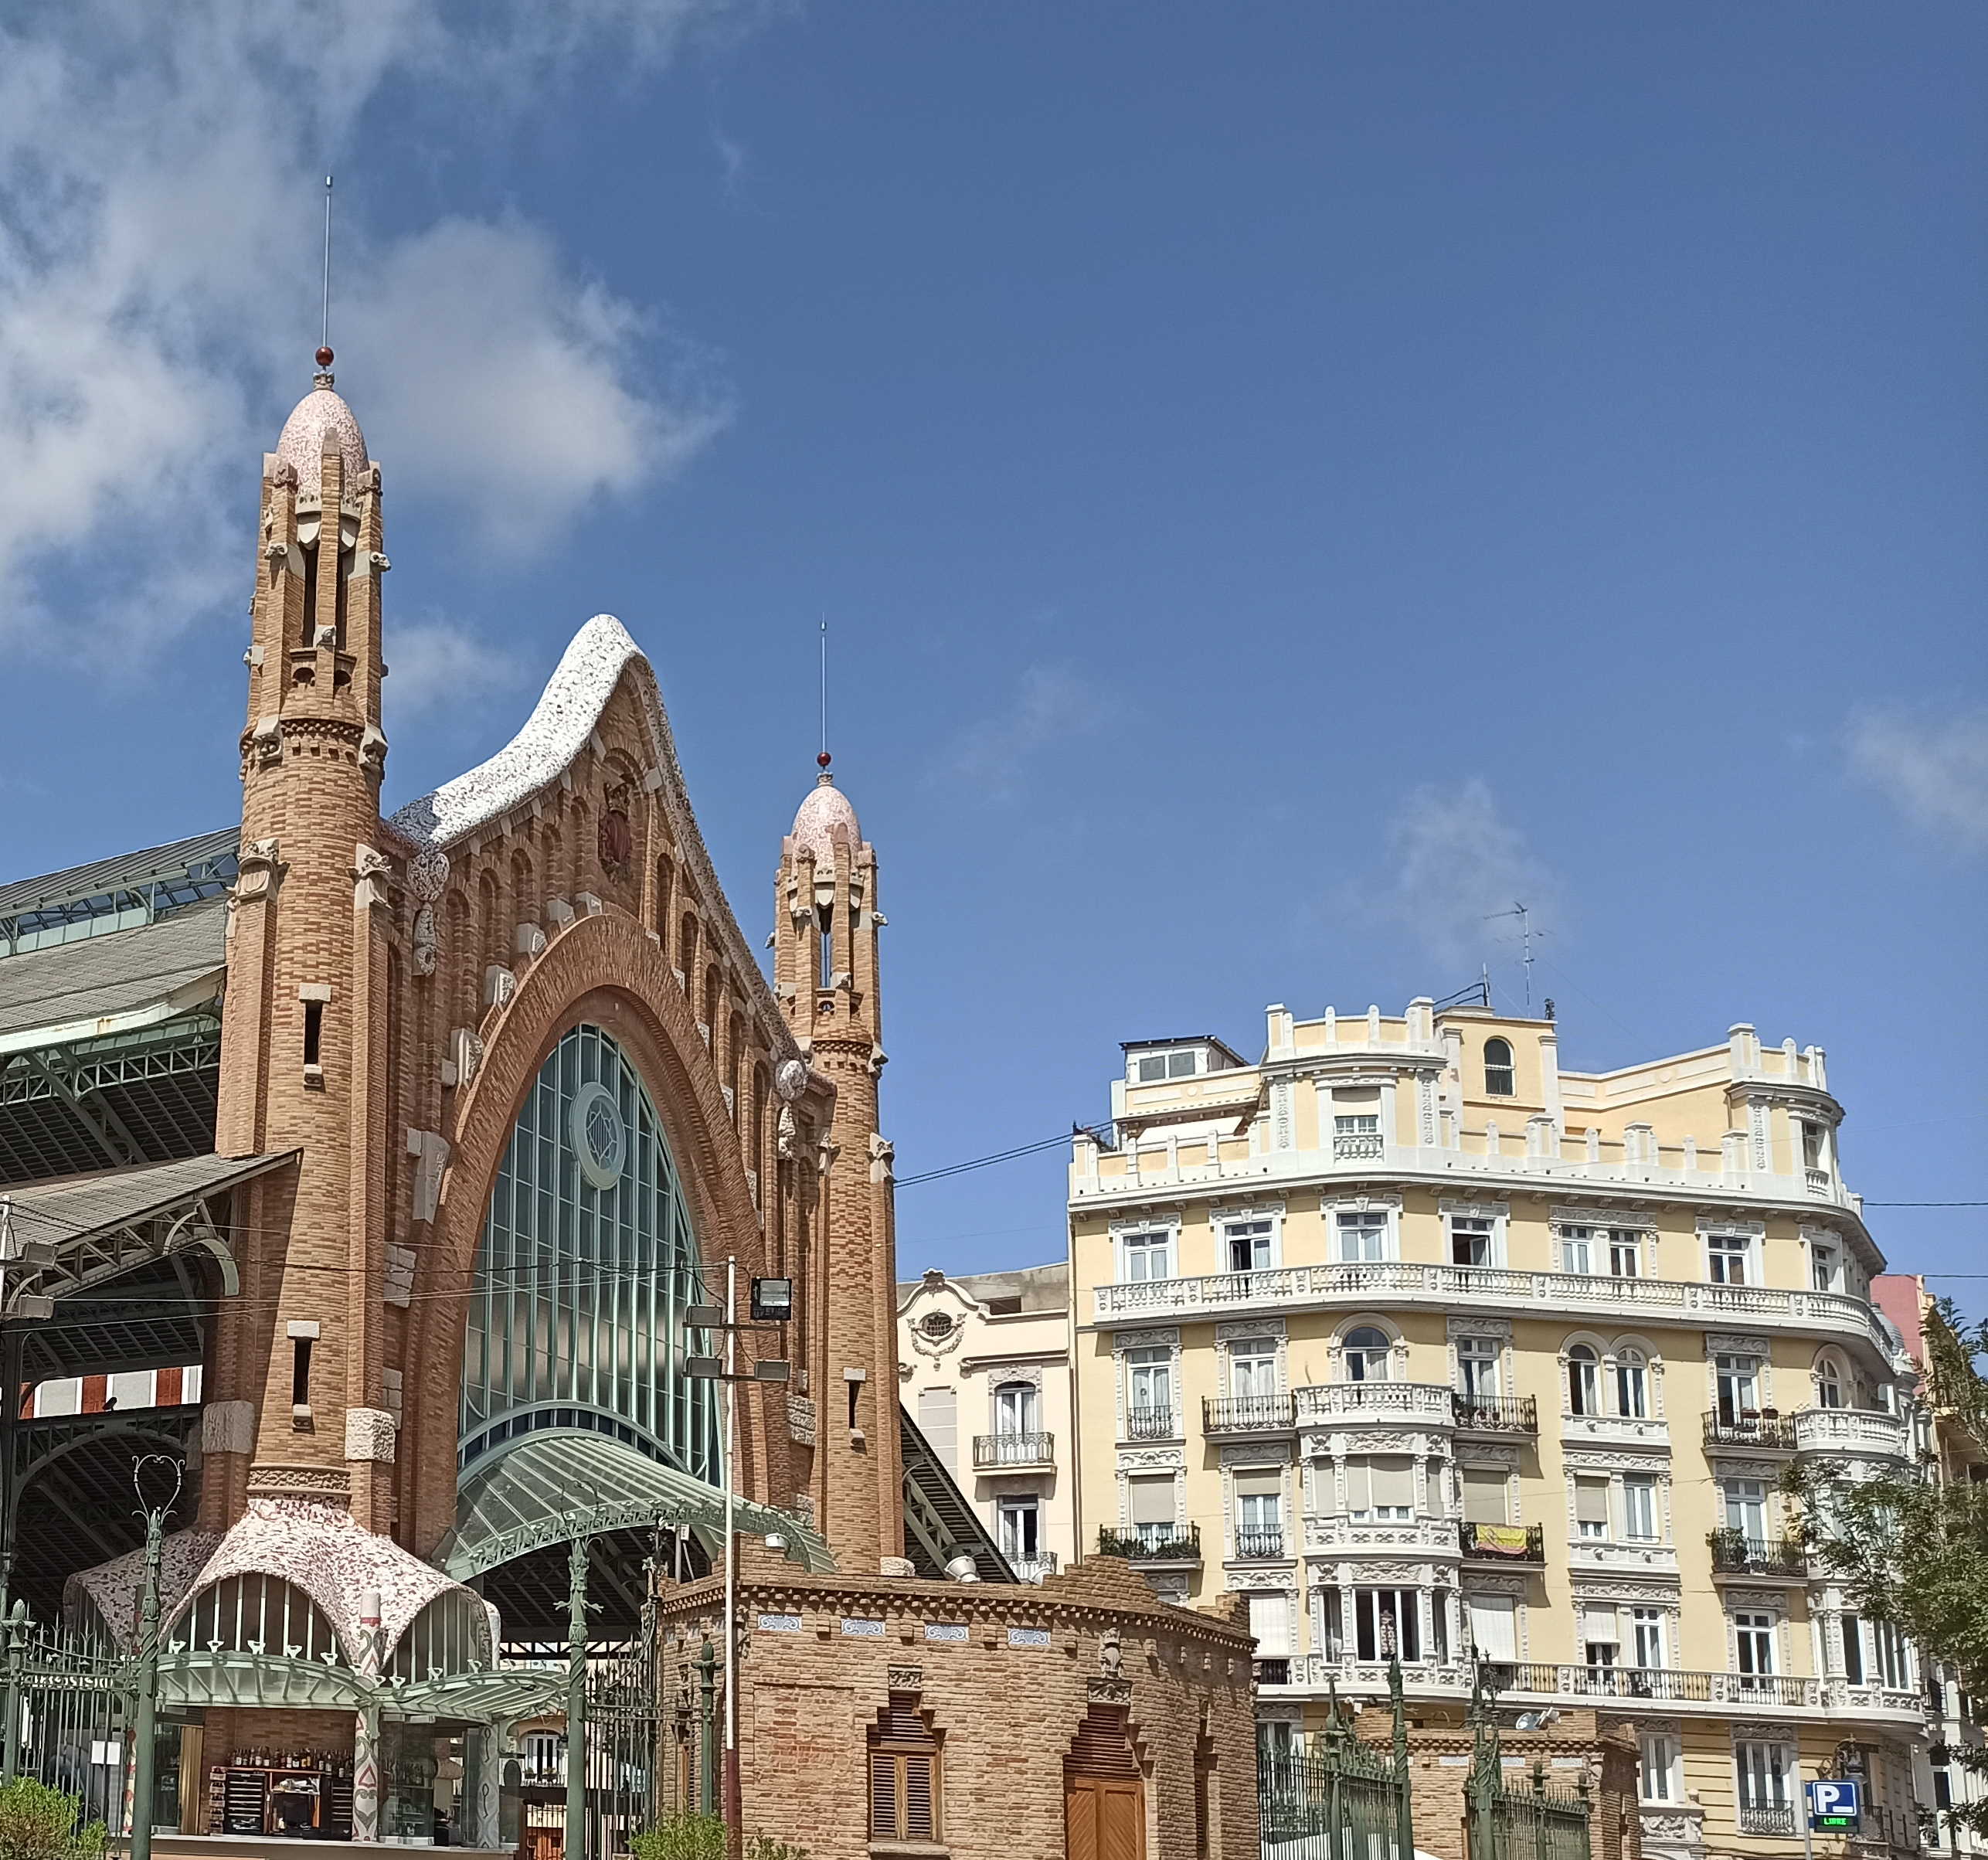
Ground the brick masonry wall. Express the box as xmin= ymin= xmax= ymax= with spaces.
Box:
xmin=658 ymin=1553 xmax=1259 ymax=1860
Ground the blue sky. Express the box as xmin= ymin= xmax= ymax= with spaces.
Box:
xmin=2 ymin=2 xmax=1983 ymax=1293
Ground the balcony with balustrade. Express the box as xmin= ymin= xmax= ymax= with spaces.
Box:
xmin=1708 ymin=1529 xmax=1809 ymax=1581
xmin=1461 ymin=1522 xmax=1545 ymax=1565
xmin=1703 ymin=1413 xmax=1797 ymax=1452
xmin=1202 ymin=1393 xmax=1297 ymax=1437
xmin=1121 ymin=1405 xmax=1178 ymax=1442
xmin=1739 ymin=1805 xmax=1797 ymax=1837
xmin=1091 ymin=1260 xmax=1898 ymax=1361
xmin=1098 ymin=1522 xmax=1201 ymax=1567
xmin=1009 ymin=1552 xmax=1059 ymax=1583
xmin=1232 ymin=1528 xmax=1287 ymax=1561
xmin=1793 ymin=1405 xmax=1912 ymax=1461
xmin=1295 ymin=1382 xmax=1454 ymax=1427
xmin=972 ymin=1430 xmax=1055 ymax=1470
xmin=1453 ymin=1392 xmax=1538 ymax=1437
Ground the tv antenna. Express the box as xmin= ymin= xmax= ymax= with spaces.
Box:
xmin=1483 ymin=902 xmax=1543 ymax=1012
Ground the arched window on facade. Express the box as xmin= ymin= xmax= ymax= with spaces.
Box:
xmin=386 ymin=1591 xmax=493 ymax=1681
xmin=1815 ymin=1355 xmax=1845 ymax=1410
xmin=178 ymin=1575 xmax=345 ymax=1666
xmin=1566 ymin=1344 xmax=1601 ymax=1416
xmin=994 ymin=1380 xmax=1040 ymax=1438
xmin=1615 ymin=1347 xmax=1649 ymax=1419
xmin=1343 ymin=1326 xmax=1392 ymax=1383
xmin=868 ymin=1694 xmax=941 ymax=1845
xmin=1483 ymin=1038 xmax=1516 ymax=1097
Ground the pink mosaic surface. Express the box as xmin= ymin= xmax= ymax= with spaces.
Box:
xmin=789 ymin=772 xmax=861 ymax=864
xmin=275 ymin=383 xmax=368 ymax=497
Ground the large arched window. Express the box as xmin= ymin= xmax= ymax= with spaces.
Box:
xmin=177 ymin=1576 xmax=345 ymax=1665
xmin=460 ymin=1023 xmax=719 ymax=1481
xmin=1343 ymin=1327 xmax=1392 ymax=1383
xmin=1483 ymin=1039 xmax=1516 ymax=1097
xmin=1615 ymin=1347 xmax=1649 ymax=1419
xmin=1566 ymin=1344 xmax=1601 ymax=1416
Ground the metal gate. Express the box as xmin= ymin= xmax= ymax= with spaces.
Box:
xmin=1463 ymin=1671 xmax=1592 ymax=1860
xmin=580 ymin=1634 xmax=664 ymax=1860
xmin=1259 ymin=1677 xmax=1415 ymax=1860
xmin=1 ymin=1608 xmax=134 ymax=1839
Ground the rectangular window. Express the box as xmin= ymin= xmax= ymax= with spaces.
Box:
xmin=1450 ymin=1217 xmax=1495 ymax=1267
xmin=996 ymin=1497 xmax=1039 ymax=1559
xmin=1467 ymin=1594 xmax=1517 ymax=1663
xmin=1621 ymin=1475 xmax=1659 ymax=1542
xmin=1354 ymin=1588 xmax=1421 ymax=1661
xmin=1721 ymin=1478 xmax=1768 ymax=1542
xmin=1336 ymin=1210 xmax=1388 ymax=1263
xmin=1456 ymin=1336 xmax=1500 ymax=1400
xmin=869 ymin=1715 xmax=940 ymax=1842
xmin=1125 ymin=1346 xmax=1173 ymax=1427
xmin=1346 ymin=1456 xmax=1415 ymax=1522
xmin=1230 ymin=1342 xmax=1276 ymax=1399
xmin=1630 ymin=1607 xmax=1666 ymax=1669
xmin=1225 ymin=1219 xmax=1275 ymax=1273
xmin=1841 ymin=1613 xmax=1864 ymax=1684
xmin=1582 ymin=1603 xmax=1617 ymax=1670
xmin=1735 ymin=1741 xmax=1789 ymax=1811
xmin=1714 ymin=1355 xmax=1760 ymax=1425
xmin=1708 ymin=1232 xmax=1752 ymax=1285
xmin=1135 ymin=1048 xmax=1201 ymax=1083
xmin=1812 ymin=1240 xmax=1842 ymax=1293
xmin=1127 ymin=1474 xmax=1175 ymax=1537
xmin=1461 ymin=1467 xmax=1508 ymax=1525
xmin=1234 ymin=1469 xmax=1283 ymax=1542
xmin=1869 ymin=1618 xmax=1910 ymax=1690
xmin=1734 ymin=1610 xmax=1776 ymax=1677
xmin=1334 ymin=1114 xmax=1380 ymax=1136
xmin=1640 ymin=1732 xmax=1679 ymax=1803
xmin=1574 ymin=1477 xmax=1610 ymax=1539
xmin=1121 ymin=1229 xmax=1174 ymax=1283
xmin=1560 ymin=1226 xmax=1594 ymax=1274
xmin=994 ymin=1383 xmax=1038 ymax=1435
xmin=1803 ymin=1121 xmax=1826 ymax=1170
xmin=1608 ymin=1232 xmax=1642 ymax=1277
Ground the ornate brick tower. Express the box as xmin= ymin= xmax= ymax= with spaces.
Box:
xmin=212 ymin=354 xmax=397 ymax=1534
xmin=773 ymin=757 xmax=905 ymax=1571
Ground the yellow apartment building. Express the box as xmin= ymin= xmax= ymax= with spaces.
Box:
xmin=1067 ymin=998 xmax=1929 ymax=1860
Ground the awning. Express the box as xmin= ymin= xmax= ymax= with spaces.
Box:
xmin=440 ymin=1430 xmax=834 ymax=1579
xmin=3 ymin=1148 xmax=296 ymax=1302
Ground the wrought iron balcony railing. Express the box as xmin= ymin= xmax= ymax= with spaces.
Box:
xmin=1452 ymin=1392 xmax=1538 ymax=1434
xmin=1233 ymin=1529 xmax=1286 ymax=1560
xmin=1739 ymin=1806 xmax=1796 ymax=1836
xmin=1708 ymin=1529 xmax=1808 ymax=1576
xmin=973 ymin=1430 xmax=1054 ymax=1468
xmin=1461 ymin=1522 xmax=1545 ymax=1563
xmin=1123 ymin=1406 xmax=1178 ymax=1440
xmin=1704 ymin=1413 xmax=1796 ymax=1450
xmin=1253 ymin=1658 xmax=1292 ymax=1688
xmin=1203 ymin=1394 xmax=1298 ymax=1433
xmin=1098 ymin=1522 xmax=1201 ymax=1563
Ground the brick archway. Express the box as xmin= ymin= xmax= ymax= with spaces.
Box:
xmin=401 ymin=910 xmax=785 ymax=1561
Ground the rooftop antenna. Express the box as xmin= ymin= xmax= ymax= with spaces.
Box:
xmin=817 ymin=614 xmax=831 ymax=774
xmin=1484 ymin=902 xmax=1538 ymax=1012
xmin=316 ymin=175 xmax=335 ymax=374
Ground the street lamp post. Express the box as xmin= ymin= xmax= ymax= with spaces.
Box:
xmin=127 ymin=1456 xmax=178 ymax=1860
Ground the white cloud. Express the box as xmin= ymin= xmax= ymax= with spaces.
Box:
xmin=947 ymin=665 xmax=1113 ymax=801
xmin=1368 ymin=778 xmax=1564 ymax=969
xmin=1845 ymin=704 xmax=1988 ymax=853
xmin=0 ymin=0 xmax=736 ymax=664
xmin=383 ymin=616 xmax=526 ymax=729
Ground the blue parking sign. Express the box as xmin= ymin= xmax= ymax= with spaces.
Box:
xmin=1808 ymin=1780 xmax=1863 ymax=1832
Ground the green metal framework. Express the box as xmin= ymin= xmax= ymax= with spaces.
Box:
xmin=1259 ymin=1666 xmax=1415 ymax=1860
xmin=460 ymin=1023 xmax=719 ymax=1482
xmin=0 ymin=831 xmax=237 ymax=961
xmin=1463 ymin=1668 xmax=1593 ymax=1860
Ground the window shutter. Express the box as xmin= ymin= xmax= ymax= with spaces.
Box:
xmin=902 ymin=1754 xmax=936 ymax=1841
xmin=1462 ymin=1467 xmax=1507 ymax=1524
xmin=1128 ymin=1475 xmax=1174 ymax=1525
xmin=870 ymin=1750 xmax=899 ymax=1838
xmin=1248 ymin=1593 xmax=1290 ymax=1658
xmin=1343 ymin=1460 xmax=1371 ymax=1513
xmin=1371 ymin=1457 xmax=1415 ymax=1509
xmin=1575 ymin=1477 xmax=1609 ymax=1524
xmin=1232 ymin=1468 xmax=1281 ymax=1499
xmin=1467 ymin=1596 xmax=1516 ymax=1661
xmin=1582 ymin=1603 xmax=1617 ymax=1642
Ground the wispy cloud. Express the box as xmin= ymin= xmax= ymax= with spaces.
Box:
xmin=384 ymin=617 xmax=526 ymax=729
xmin=1364 ymin=778 xmax=1565 ymax=970
xmin=947 ymin=665 xmax=1113 ymax=802
xmin=1844 ymin=703 xmax=1988 ymax=854
xmin=0 ymin=0 xmax=739 ymax=665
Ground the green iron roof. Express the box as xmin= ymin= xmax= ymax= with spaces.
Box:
xmin=440 ymin=1430 xmax=834 ymax=1579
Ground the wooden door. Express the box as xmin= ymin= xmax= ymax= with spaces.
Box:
xmin=1066 ymin=1773 xmax=1144 ymax=1860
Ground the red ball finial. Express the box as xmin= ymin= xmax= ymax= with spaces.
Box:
xmin=315 ymin=346 xmax=335 ymax=369
xmin=817 ymin=751 xmax=832 ymax=770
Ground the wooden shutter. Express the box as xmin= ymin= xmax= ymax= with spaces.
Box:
xmin=902 ymin=1753 xmax=936 ymax=1840
xmin=1127 ymin=1475 xmax=1174 ymax=1525
xmin=1371 ymin=1456 xmax=1415 ymax=1510
xmin=868 ymin=1694 xmax=941 ymax=1842
xmin=1574 ymin=1477 xmax=1609 ymax=1525
xmin=870 ymin=1750 xmax=899 ymax=1839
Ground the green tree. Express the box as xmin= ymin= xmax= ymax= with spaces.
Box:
xmin=630 ymin=1814 xmax=808 ymax=1860
xmin=0 ymin=1777 xmax=107 ymax=1860
xmin=1795 ymin=1299 xmax=1988 ymax=1836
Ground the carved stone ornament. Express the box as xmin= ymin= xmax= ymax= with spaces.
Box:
xmin=1116 ymin=1447 xmax=1186 ymax=1472
xmin=1087 ymin=1677 xmax=1133 ymax=1706
xmin=247 ymin=1464 xmax=352 ymax=1498
xmin=777 ymin=1105 xmax=798 ymax=1159
xmin=408 ymin=848 xmax=450 ymax=900
xmin=1447 ymin=1314 xmax=1512 ymax=1341
xmin=345 ymin=1408 xmax=398 ymax=1464
xmin=1568 ymin=1576 xmax=1683 ymax=1606
xmin=1704 ymin=1332 xmax=1772 ymax=1358
xmin=1215 ymin=1318 xmax=1287 ymax=1343
xmin=411 ymin=905 xmax=439 ymax=976
xmin=599 ymin=808 xmax=633 ymax=874
xmin=1457 ymin=1572 xmax=1528 ymax=1598
xmin=353 ymin=843 xmax=391 ymax=910
xmin=1562 ymin=1445 xmax=1670 ymax=1472
xmin=1220 ymin=1442 xmax=1292 ymax=1468
xmin=1116 ymin=1328 xmax=1181 ymax=1353
xmin=887 ymin=1664 xmax=923 ymax=1689
xmin=775 ymin=1057 xmax=810 ymax=1102
xmin=1099 ymin=1628 xmax=1123 ymax=1678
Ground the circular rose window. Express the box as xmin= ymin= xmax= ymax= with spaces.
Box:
xmin=569 ymin=1080 xmax=627 ymax=1190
